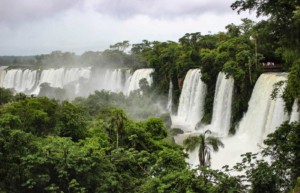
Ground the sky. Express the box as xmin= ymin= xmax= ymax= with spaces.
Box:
xmin=0 ymin=0 xmax=260 ymax=56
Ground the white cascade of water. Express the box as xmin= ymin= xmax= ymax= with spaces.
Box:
xmin=207 ymin=72 xmax=234 ymax=136
xmin=172 ymin=69 xmax=207 ymax=132
xmin=210 ymin=73 xmax=289 ymax=169
xmin=30 ymin=67 xmax=91 ymax=95
xmin=63 ymin=68 xmax=90 ymax=85
xmin=64 ymin=67 xmax=91 ymax=94
xmin=39 ymin=68 xmax=65 ymax=88
xmin=102 ymin=69 xmax=125 ymax=93
xmin=123 ymin=70 xmax=131 ymax=93
xmin=290 ymin=100 xmax=299 ymax=123
xmin=0 ymin=66 xmax=8 ymax=87
xmin=0 ymin=70 xmax=6 ymax=87
xmin=167 ymin=81 xmax=173 ymax=113
xmin=2 ymin=69 xmax=19 ymax=89
xmin=1 ymin=69 xmax=40 ymax=94
xmin=0 ymin=67 xmax=133 ymax=97
xmin=127 ymin=68 xmax=154 ymax=94
xmin=95 ymin=68 xmax=131 ymax=93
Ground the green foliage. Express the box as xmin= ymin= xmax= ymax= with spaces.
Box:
xmin=0 ymin=97 xmax=59 ymax=136
xmin=144 ymin=117 xmax=167 ymax=140
xmin=284 ymin=59 xmax=300 ymax=110
xmin=0 ymin=88 xmax=14 ymax=105
xmin=0 ymin=128 xmax=36 ymax=192
xmin=56 ymin=101 xmax=89 ymax=141
xmin=0 ymin=94 xmax=196 ymax=192
xmin=183 ymin=130 xmax=224 ymax=166
xmin=231 ymin=0 xmax=300 ymax=69
xmin=291 ymin=177 xmax=300 ymax=193
xmin=263 ymin=122 xmax=300 ymax=190
xmin=74 ymin=90 xmax=166 ymax=121
xmin=170 ymin=128 xmax=184 ymax=136
xmin=230 ymin=122 xmax=300 ymax=192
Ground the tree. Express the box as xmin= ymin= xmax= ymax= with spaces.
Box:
xmin=284 ymin=59 xmax=300 ymax=109
xmin=231 ymin=121 xmax=300 ymax=192
xmin=56 ymin=101 xmax=89 ymax=142
xmin=110 ymin=40 xmax=130 ymax=52
xmin=0 ymin=97 xmax=59 ymax=136
xmin=0 ymin=88 xmax=14 ymax=105
xmin=231 ymin=0 xmax=300 ymax=68
xmin=183 ymin=130 xmax=224 ymax=166
xmin=108 ymin=108 xmax=127 ymax=148
xmin=144 ymin=117 xmax=167 ymax=140
xmin=263 ymin=121 xmax=300 ymax=190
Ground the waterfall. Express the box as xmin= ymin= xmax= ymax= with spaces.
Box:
xmin=167 ymin=81 xmax=173 ymax=113
xmin=0 ymin=67 xmax=136 ymax=97
xmin=172 ymin=69 xmax=207 ymax=132
xmin=124 ymin=69 xmax=131 ymax=93
xmin=39 ymin=68 xmax=65 ymax=88
xmin=0 ymin=67 xmax=91 ymax=96
xmin=32 ymin=67 xmax=91 ymax=95
xmin=210 ymin=73 xmax=289 ymax=169
xmin=208 ymin=72 xmax=234 ymax=136
xmin=290 ymin=100 xmax=300 ymax=123
xmin=127 ymin=68 xmax=154 ymax=94
xmin=0 ymin=66 xmax=8 ymax=87
xmin=102 ymin=69 xmax=131 ymax=93
xmin=2 ymin=69 xmax=40 ymax=94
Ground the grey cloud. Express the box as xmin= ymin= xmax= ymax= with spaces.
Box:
xmin=90 ymin=0 xmax=233 ymax=18
xmin=0 ymin=0 xmax=80 ymax=24
xmin=0 ymin=0 xmax=233 ymax=25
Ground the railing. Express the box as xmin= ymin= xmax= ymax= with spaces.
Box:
xmin=261 ymin=62 xmax=283 ymax=72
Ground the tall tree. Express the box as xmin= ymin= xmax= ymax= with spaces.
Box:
xmin=183 ymin=130 xmax=224 ymax=166
xmin=108 ymin=108 xmax=127 ymax=148
xmin=231 ymin=0 xmax=300 ymax=68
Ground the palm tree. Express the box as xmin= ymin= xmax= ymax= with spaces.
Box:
xmin=109 ymin=108 xmax=127 ymax=148
xmin=183 ymin=130 xmax=224 ymax=166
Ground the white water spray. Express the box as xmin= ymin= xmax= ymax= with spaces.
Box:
xmin=210 ymin=73 xmax=289 ymax=169
xmin=127 ymin=68 xmax=154 ymax=94
xmin=290 ymin=99 xmax=299 ymax=123
xmin=172 ymin=69 xmax=207 ymax=132
xmin=208 ymin=72 xmax=234 ymax=136
xmin=167 ymin=81 xmax=173 ymax=113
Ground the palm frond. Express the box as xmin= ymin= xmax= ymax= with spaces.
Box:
xmin=183 ymin=135 xmax=200 ymax=152
xmin=206 ymin=136 xmax=224 ymax=152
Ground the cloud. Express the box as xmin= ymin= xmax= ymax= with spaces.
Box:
xmin=86 ymin=0 xmax=233 ymax=18
xmin=0 ymin=0 xmax=235 ymax=25
xmin=0 ymin=0 xmax=80 ymax=24
xmin=0 ymin=0 xmax=261 ymax=55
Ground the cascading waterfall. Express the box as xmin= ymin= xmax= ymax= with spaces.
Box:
xmin=172 ymin=69 xmax=207 ymax=132
xmin=1 ymin=69 xmax=40 ymax=94
xmin=0 ymin=67 xmax=92 ymax=96
xmin=0 ymin=66 xmax=8 ymax=86
xmin=0 ymin=67 xmax=134 ymax=97
xmin=210 ymin=73 xmax=289 ymax=169
xmin=32 ymin=67 xmax=91 ymax=95
xmin=0 ymin=71 xmax=5 ymax=86
xmin=208 ymin=72 xmax=234 ymax=136
xmin=167 ymin=81 xmax=173 ymax=113
xmin=102 ymin=69 xmax=131 ymax=93
xmin=173 ymin=71 xmax=233 ymax=167
xmin=39 ymin=68 xmax=65 ymax=88
xmin=290 ymin=100 xmax=300 ymax=123
xmin=127 ymin=68 xmax=154 ymax=94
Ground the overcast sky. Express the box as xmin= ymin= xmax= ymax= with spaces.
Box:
xmin=0 ymin=0 xmax=260 ymax=56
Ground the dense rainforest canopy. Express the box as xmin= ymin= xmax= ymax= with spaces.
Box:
xmin=0 ymin=0 xmax=300 ymax=192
